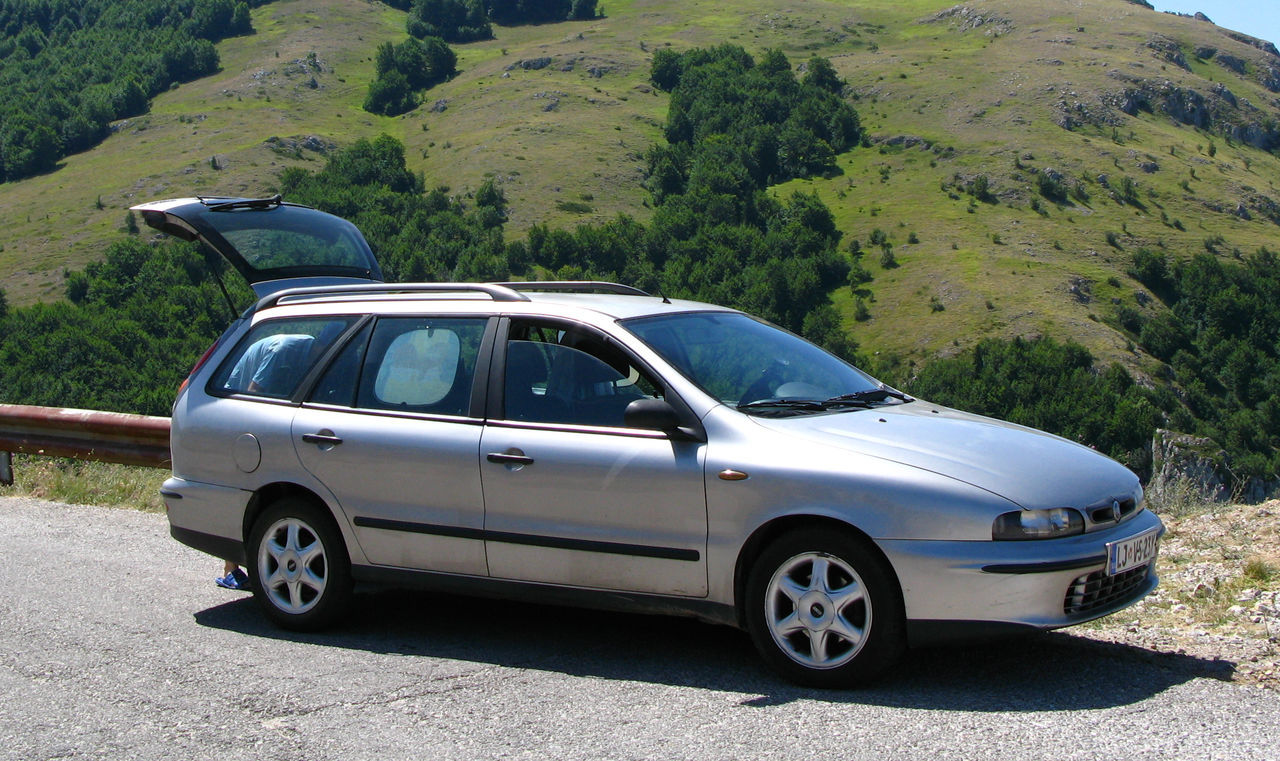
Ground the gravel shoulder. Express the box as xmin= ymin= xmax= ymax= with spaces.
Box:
xmin=1076 ymin=499 xmax=1280 ymax=690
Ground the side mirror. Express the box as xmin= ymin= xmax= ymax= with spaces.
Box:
xmin=624 ymin=399 xmax=702 ymax=441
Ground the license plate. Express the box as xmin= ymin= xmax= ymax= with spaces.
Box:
xmin=1106 ymin=528 xmax=1160 ymax=576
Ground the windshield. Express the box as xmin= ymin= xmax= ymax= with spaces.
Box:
xmin=622 ymin=311 xmax=890 ymax=414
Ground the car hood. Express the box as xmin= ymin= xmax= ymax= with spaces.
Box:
xmin=750 ymin=401 xmax=1139 ymax=510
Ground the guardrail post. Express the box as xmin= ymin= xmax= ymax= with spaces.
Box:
xmin=0 ymin=451 xmax=12 ymax=486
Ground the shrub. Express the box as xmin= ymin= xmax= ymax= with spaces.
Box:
xmin=1035 ymin=171 xmax=1067 ymax=202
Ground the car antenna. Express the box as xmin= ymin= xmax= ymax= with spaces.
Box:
xmin=656 ymin=286 xmax=671 ymax=305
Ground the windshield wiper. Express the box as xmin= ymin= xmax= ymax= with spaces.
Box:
xmin=824 ymin=387 xmax=913 ymax=405
xmin=738 ymin=388 xmax=913 ymax=415
xmin=737 ymin=398 xmax=827 ymax=412
xmin=205 ymin=195 xmax=284 ymax=212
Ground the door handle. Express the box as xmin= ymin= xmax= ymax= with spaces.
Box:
xmin=302 ymin=432 xmax=344 ymax=446
xmin=487 ymin=452 xmax=534 ymax=466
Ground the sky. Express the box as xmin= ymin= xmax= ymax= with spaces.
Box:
xmin=1152 ymin=1 xmax=1280 ymax=49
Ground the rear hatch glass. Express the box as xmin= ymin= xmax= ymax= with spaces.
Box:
xmin=131 ymin=196 xmax=383 ymax=297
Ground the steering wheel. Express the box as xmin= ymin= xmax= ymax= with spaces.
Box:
xmin=739 ymin=359 xmax=788 ymax=405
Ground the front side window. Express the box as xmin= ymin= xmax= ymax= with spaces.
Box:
xmin=356 ymin=317 xmax=487 ymax=416
xmin=503 ymin=321 xmax=663 ymax=427
xmin=213 ymin=317 xmax=356 ymax=399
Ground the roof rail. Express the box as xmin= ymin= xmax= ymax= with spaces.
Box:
xmin=494 ymin=281 xmax=651 ymax=297
xmin=256 ymin=282 xmax=530 ymax=312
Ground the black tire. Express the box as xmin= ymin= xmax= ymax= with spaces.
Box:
xmin=248 ymin=497 xmax=353 ymax=631
xmin=745 ymin=527 xmax=905 ymax=687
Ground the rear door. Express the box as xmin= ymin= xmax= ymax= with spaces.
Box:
xmin=131 ymin=196 xmax=383 ymax=298
xmin=292 ymin=315 xmax=494 ymax=575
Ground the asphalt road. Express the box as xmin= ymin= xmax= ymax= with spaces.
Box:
xmin=2 ymin=496 xmax=1278 ymax=761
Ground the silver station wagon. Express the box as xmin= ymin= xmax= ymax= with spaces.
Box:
xmin=138 ymin=196 xmax=1163 ymax=686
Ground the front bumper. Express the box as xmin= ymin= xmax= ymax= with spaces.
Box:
xmin=879 ymin=508 xmax=1164 ymax=643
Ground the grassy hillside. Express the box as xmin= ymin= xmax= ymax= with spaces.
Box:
xmin=3 ymin=0 xmax=1280 ymax=382
xmin=772 ymin=0 xmax=1280 ymax=373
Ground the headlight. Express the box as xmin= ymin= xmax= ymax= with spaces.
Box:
xmin=992 ymin=508 xmax=1084 ymax=540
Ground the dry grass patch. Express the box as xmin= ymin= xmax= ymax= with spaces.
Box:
xmin=0 ymin=456 xmax=166 ymax=512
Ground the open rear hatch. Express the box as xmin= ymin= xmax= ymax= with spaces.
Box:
xmin=131 ymin=196 xmax=384 ymax=298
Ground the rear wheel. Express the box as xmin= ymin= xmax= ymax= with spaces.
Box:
xmin=745 ymin=527 xmax=905 ymax=687
xmin=248 ymin=497 xmax=352 ymax=631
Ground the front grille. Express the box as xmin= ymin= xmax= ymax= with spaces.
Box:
xmin=1063 ymin=564 xmax=1151 ymax=616
xmin=1087 ymin=497 xmax=1138 ymax=526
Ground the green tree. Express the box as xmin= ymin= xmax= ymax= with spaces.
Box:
xmin=364 ymin=70 xmax=416 ymax=116
xmin=803 ymin=56 xmax=844 ymax=94
xmin=408 ymin=0 xmax=491 ymax=42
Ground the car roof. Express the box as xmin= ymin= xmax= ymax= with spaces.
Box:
xmin=519 ymin=291 xmax=734 ymax=320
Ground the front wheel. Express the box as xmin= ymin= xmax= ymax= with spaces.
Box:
xmin=248 ymin=497 xmax=353 ymax=631
xmin=745 ymin=528 xmax=905 ymax=687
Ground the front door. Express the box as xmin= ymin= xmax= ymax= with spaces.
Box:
xmin=479 ymin=319 xmax=708 ymax=597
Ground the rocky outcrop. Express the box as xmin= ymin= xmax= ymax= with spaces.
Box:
xmin=1148 ymin=429 xmax=1231 ymax=503
xmin=1260 ymin=66 xmax=1280 ymax=93
xmin=877 ymin=134 xmax=934 ymax=150
xmin=506 ymin=57 xmax=554 ymax=71
xmin=264 ymin=135 xmax=335 ymax=156
xmin=922 ymin=5 xmax=1012 ymax=36
xmin=1103 ymin=76 xmax=1280 ymax=151
xmin=1149 ymin=429 xmax=1280 ymax=504
xmin=1215 ymin=54 xmax=1248 ymax=75
xmin=1146 ymin=35 xmax=1190 ymax=70
xmin=1224 ymin=31 xmax=1280 ymax=59
xmin=1245 ymin=193 xmax=1280 ymax=226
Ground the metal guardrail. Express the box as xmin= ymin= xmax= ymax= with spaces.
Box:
xmin=0 ymin=405 xmax=171 ymax=483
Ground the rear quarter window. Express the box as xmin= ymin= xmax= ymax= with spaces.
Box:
xmin=211 ymin=317 xmax=356 ymax=400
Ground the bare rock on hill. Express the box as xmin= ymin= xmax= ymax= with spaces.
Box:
xmin=1245 ymin=193 xmax=1280 ymax=225
xmin=1102 ymin=75 xmax=1280 ymax=150
xmin=264 ymin=135 xmax=335 ymax=156
xmin=922 ymin=5 xmax=1012 ymax=37
xmin=1223 ymin=31 xmax=1280 ymax=59
xmin=878 ymin=134 xmax=933 ymax=150
xmin=1146 ymin=35 xmax=1190 ymax=70
xmin=506 ymin=57 xmax=554 ymax=72
xmin=1151 ymin=429 xmax=1280 ymax=504
xmin=1260 ymin=66 xmax=1280 ymax=93
xmin=1215 ymin=54 xmax=1248 ymax=75
xmin=1149 ymin=429 xmax=1231 ymax=503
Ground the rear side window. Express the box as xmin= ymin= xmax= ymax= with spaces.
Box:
xmin=356 ymin=317 xmax=487 ymax=416
xmin=212 ymin=317 xmax=356 ymax=399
